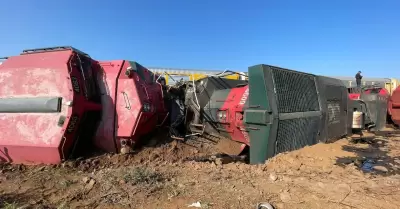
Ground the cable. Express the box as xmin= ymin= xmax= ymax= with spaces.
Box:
xmin=191 ymin=73 xmax=200 ymax=109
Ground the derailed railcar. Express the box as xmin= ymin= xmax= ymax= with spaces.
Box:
xmin=184 ymin=76 xmax=250 ymax=154
xmin=0 ymin=46 xmax=103 ymax=164
xmin=348 ymin=86 xmax=389 ymax=131
xmin=1 ymin=46 xmax=390 ymax=166
xmin=389 ymin=87 xmax=400 ymax=126
xmin=360 ymin=89 xmax=389 ymax=131
xmin=316 ymin=76 xmax=352 ymax=142
xmin=185 ymin=64 xmax=352 ymax=164
xmin=0 ymin=46 xmax=168 ymax=164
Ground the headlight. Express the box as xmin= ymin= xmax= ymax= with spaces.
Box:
xmin=218 ymin=111 xmax=223 ymax=119
xmin=143 ymin=103 xmax=151 ymax=112
xmin=218 ymin=111 xmax=227 ymax=121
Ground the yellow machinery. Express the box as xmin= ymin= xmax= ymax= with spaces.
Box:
xmin=149 ymin=67 xmax=246 ymax=85
xmin=385 ymin=78 xmax=400 ymax=95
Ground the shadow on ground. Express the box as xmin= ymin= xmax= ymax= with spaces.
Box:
xmin=0 ymin=191 xmax=56 ymax=209
xmin=336 ymin=135 xmax=400 ymax=176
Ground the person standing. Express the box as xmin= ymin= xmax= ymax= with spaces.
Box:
xmin=355 ymin=71 xmax=363 ymax=87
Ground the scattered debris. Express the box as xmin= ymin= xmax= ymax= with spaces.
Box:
xmin=373 ymin=165 xmax=389 ymax=172
xmin=257 ymin=202 xmax=275 ymax=209
xmin=361 ymin=159 xmax=374 ymax=172
xmin=0 ymin=136 xmax=400 ymax=209
xmin=85 ymin=179 xmax=96 ymax=191
xmin=82 ymin=177 xmax=91 ymax=184
xmin=187 ymin=201 xmax=213 ymax=208
xmin=185 ymin=154 xmax=246 ymax=165
xmin=188 ymin=201 xmax=202 ymax=208
xmin=62 ymin=161 xmax=76 ymax=168
xmin=34 ymin=166 xmax=46 ymax=172
xmin=279 ymin=190 xmax=292 ymax=203
xmin=269 ymin=173 xmax=278 ymax=182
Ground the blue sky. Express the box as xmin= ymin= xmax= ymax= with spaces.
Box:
xmin=0 ymin=0 xmax=399 ymax=77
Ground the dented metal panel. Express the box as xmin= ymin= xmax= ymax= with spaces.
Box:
xmin=94 ymin=61 xmax=123 ymax=153
xmin=0 ymin=55 xmax=72 ymax=164
xmin=116 ymin=63 xmax=142 ymax=137
xmin=361 ymin=92 xmax=389 ymax=131
xmin=95 ymin=61 xmax=167 ymax=154
xmin=0 ymin=47 xmax=102 ymax=164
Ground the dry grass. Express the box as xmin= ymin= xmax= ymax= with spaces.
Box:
xmin=123 ymin=167 xmax=164 ymax=186
xmin=2 ymin=202 xmax=19 ymax=209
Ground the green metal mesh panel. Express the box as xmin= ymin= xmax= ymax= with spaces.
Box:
xmin=275 ymin=116 xmax=320 ymax=154
xmin=271 ymin=67 xmax=319 ymax=113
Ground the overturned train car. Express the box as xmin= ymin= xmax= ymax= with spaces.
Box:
xmin=0 ymin=46 xmax=386 ymax=165
xmin=0 ymin=46 xmax=167 ymax=164
xmin=185 ymin=64 xmax=353 ymax=164
xmin=348 ymin=86 xmax=389 ymax=131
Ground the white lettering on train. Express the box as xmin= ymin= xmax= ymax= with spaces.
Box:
xmin=239 ymin=88 xmax=249 ymax=105
xmin=241 ymin=129 xmax=250 ymax=143
xmin=71 ymin=77 xmax=80 ymax=93
xmin=67 ymin=115 xmax=79 ymax=133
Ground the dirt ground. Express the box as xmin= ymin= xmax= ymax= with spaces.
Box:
xmin=1 ymin=133 xmax=400 ymax=209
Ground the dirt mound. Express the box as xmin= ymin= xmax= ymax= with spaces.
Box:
xmin=267 ymin=136 xmax=400 ymax=176
xmin=2 ymin=135 xmax=400 ymax=209
xmin=266 ymin=139 xmax=357 ymax=174
xmin=58 ymin=136 xmax=221 ymax=173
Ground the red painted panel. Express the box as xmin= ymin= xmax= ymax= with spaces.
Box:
xmin=0 ymin=50 xmax=82 ymax=164
xmin=219 ymin=85 xmax=250 ymax=146
xmin=115 ymin=62 xmax=161 ymax=144
xmin=389 ymin=87 xmax=400 ymax=126
xmin=94 ymin=60 xmax=125 ymax=153
xmin=116 ymin=62 xmax=142 ymax=138
xmin=131 ymin=66 xmax=167 ymax=140
xmin=94 ymin=61 xmax=168 ymax=153
xmin=364 ymin=88 xmax=389 ymax=96
xmin=349 ymin=93 xmax=360 ymax=100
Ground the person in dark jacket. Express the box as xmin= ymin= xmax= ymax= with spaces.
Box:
xmin=355 ymin=71 xmax=363 ymax=87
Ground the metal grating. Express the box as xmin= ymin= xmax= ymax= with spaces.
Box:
xmin=360 ymin=93 xmax=388 ymax=131
xmin=327 ymin=101 xmax=341 ymax=125
xmin=275 ymin=117 xmax=320 ymax=154
xmin=271 ymin=67 xmax=320 ymax=113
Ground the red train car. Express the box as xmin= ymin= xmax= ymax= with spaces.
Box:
xmin=388 ymin=87 xmax=400 ymax=126
xmin=348 ymin=86 xmax=389 ymax=131
xmin=0 ymin=47 xmax=167 ymax=164
xmin=0 ymin=47 xmax=102 ymax=164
